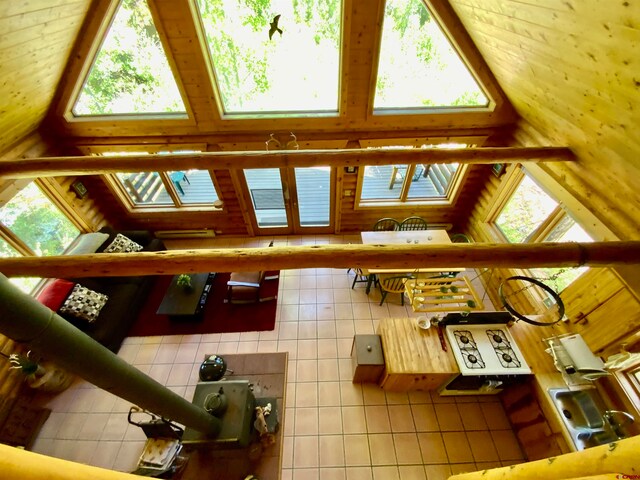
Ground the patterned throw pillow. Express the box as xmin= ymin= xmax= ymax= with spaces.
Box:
xmin=102 ymin=233 xmax=143 ymax=253
xmin=59 ymin=284 xmax=109 ymax=323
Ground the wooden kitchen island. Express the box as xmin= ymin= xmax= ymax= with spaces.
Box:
xmin=377 ymin=318 xmax=459 ymax=392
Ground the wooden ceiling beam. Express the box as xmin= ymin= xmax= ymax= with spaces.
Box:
xmin=0 ymin=242 xmax=637 ymax=278
xmin=0 ymin=146 xmax=574 ymax=178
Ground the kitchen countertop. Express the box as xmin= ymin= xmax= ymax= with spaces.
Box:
xmin=377 ymin=317 xmax=460 ymax=375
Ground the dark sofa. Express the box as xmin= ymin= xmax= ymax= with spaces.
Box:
xmin=61 ymin=226 xmax=165 ymax=352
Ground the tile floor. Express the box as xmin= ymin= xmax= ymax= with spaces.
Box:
xmin=31 ymin=235 xmax=524 ymax=479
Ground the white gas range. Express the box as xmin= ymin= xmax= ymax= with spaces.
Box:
xmin=438 ymin=312 xmax=532 ymax=395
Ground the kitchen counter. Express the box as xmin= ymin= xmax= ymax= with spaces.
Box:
xmin=377 ymin=317 xmax=459 ymax=391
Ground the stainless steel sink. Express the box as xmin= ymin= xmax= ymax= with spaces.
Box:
xmin=548 ymin=388 xmax=619 ymax=450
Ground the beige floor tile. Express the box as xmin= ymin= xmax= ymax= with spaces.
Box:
xmin=369 ymin=433 xmax=397 ymax=465
xmin=280 ymin=322 xmax=300 ymax=340
xmin=449 ymin=463 xmax=477 ymax=475
xmin=281 ymin=304 xmax=300 ymax=321
xmin=342 ymin=406 xmax=367 ymax=434
xmin=318 ymin=321 xmax=337 ymax=338
xmin=417 ymin=433 xmax=448 ymax=464
xmin=296 ymin=382 xmax=319 ymax=407
xmin=434 ymin=403 xmax=463 ymax=431
xmin=388 ymin=405 xmax=416 ymax=432
xmin=362 ymin=384 xmax=387 ymax=405
xmin=299 ymin=308 xmax=318 ymax=325
xmin=344 ymin=435 xmax=371 ymax=466
xmin=319 ymin=406 xmax=343 ymax=434
xmin=385 ymin=391 xmax=410 ymax=405
xmin=320 ymin=467 xmax=347 ymax=480
xmin=398 ymin=465 xmax=427 ymax=480
xmin=112 ymin=441 xmax=145 ymax=472
xmin=423 ymin=464 xmax=452 ymax=480
xmin=411 ymin=404 xmax=440 ymax=432
xmin=293 ymin=468 xmax=319 ymax=480
xmin=318 ymin=338 xmax=338 ymax=358
xmin=345 ymin=466 xmax=373 ymax=480
xmin=442 ymin=431 xmax=474 ymax=463
xmin=319 ymin=381 xmax=342 ymax=406
xmin=458 ymin=402 xmax=488 ymax=431
xmin=336 ymin=320 xmax=356 ymax=338
xmin=490 ymin=429 xmax=524 ymax=460
xmin=407 ymin=391 xmax=432 ymax=404
xmin=319 ymin=435 xmax=346 ymax=467
xmin=294 ymin=436 xmax=319 ymax=468
xmin=393 ymin=433 xmax=423 ymax=465
xmin=352 ymin=304 xmax=372 ymax=319
xmin=480 ymin=402 xmax=511 ymax=430
xmin=280 ymin=340 xmax=299 ymax=359
xmin=318 ymin=359 xmax=340 ymax=381
xmin=467 ymin=431 xmax=499 ymax=462
xmin=340 ymin=382 xmax=364 ymax=406
xmin=283 ymin=436 xmax=294 ymax=468
xmin=296 ymin=407 xmax=319 ymax=435
xmin=297 ymin=360 xmax=319 ymax=382
xmin=475 ymin=461 xmax=502 ymax=470
xmin=298 ymin=339 xmax=318 ymax=359
xmin=372 ymin=466 xmax=400 ymax=479
xmin=365 ymin=405 xmax=391 ymax=433
xmin=316 ymin=303 xmax=335 ymax=320
xmin=285 ymin=408 xmax=295 ymax=436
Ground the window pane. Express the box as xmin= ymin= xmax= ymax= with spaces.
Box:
xmin=196 ymin=0 xmax=341 ymax=114
xmin=361 ymin=165 xmax=403 ymax=200
xmin=496 ymin=175 xmax=558 ymax=243
xmin=115 ymin=172 xmax=172 ymax=206
xmin=74 ymin=0 xmax=185 ymax=115
xmin=0 ymin=238 xmax=41 ymax=294
xmin=168 ymin=170 xmax=218 ymax=205
xmin=375 ymin=0 xmax=487 ymax=110
xmin=407 ymin=163 xmax=458 ymax=198
xmin=294 ymin=167 xmax=330 ymax=226
xmin=244 ymin=169 xmax=288 ymax=228
xmin=0 ymin=183 xmax=80 ymax=256
xmin=531 ymin=216 xmax=593 ymax=292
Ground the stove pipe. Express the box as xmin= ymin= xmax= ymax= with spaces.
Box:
xmin=0 ymin=274 xmax=220 ymax=436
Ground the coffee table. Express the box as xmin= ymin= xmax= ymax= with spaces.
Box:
xmin=156 ymin=273 xmax=215 ymax=320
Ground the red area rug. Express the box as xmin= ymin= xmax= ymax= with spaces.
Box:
xmin=128 ymin=272 xmax=279 ymax=337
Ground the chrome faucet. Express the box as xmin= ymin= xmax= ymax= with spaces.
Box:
xmin=603 ymin=410 xmax=635 ymax=438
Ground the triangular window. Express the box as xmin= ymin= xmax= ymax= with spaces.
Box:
xmin=73 ymin=0 xmax=186 ymax=116
xmin=195 ymin=0 xmax=341 ymax=115
xmin=374 ymin=0 xmax=488 ymax=110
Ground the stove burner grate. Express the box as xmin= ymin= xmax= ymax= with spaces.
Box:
xmin=461 ymin=349 xmax=485 ymax=369
xmin=454 ymin=330 xmax=478 ymax=350
xmin=486 ymin=330 xmax=521 ymax=368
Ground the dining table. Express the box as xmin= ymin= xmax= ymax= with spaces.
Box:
xmin=359 ymin=229 xmax=465 ymax=293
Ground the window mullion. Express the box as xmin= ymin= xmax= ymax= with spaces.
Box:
xmin=0 ymin=223 xmax=36 ymax=256
xmin=159 ymin=172 xmax=182 ymax=206
xmin=528 ymin=206 xmax=565 ymax=243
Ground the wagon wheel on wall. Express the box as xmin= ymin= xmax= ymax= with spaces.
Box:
xmin=498 ymin=275 xmax=565 ymax=326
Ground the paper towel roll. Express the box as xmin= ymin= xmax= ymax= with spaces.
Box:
xmin=559 ymin=334 xmax=605 ymax=373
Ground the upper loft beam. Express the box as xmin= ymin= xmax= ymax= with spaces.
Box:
xmin=0 ymin=242 xmax=637 ymax=278
xmin=0 ymin=146 xmax=574 ymax=179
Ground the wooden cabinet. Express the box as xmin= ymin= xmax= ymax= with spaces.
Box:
xmin=377 ymin=318 xmax=459 ymax=392
xmin=500 ymin=381 xmax=569 ymax=461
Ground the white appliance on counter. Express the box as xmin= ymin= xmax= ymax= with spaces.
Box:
xmin=438 ymin=312 xmax=532 ymax=396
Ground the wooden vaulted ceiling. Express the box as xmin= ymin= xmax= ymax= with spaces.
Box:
xmin=1 ymin=0 xmax=638 ymax=239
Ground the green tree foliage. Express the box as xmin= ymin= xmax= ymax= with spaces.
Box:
xmin=74 ymin=0 xmax=185 ymax=115
xmin=452 ymin=91 xmax=483 ymax=106
xmin=293 ymin=0 xmax=340 ymax=47
xmin=0 ymin=184 xmax=79 ymax=257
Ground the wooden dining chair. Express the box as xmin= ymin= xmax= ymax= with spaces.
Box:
xmin=399 ymin=216 xmax=428 ymax=231
xmin=351 ymin=268 xmax=376 ymax=291
xmin=378 ymin=274 xmax=413 ymax=306
xmin=373 ymin=218 xmax=400 ymax=231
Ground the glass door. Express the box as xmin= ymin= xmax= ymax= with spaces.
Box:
xmin=243 ymin=167 xmax=334 ymax=235
xmin=243 ymin=168 xmax=292 ymax=234
xmin=289 ymin=167 xmax=333 ymax=233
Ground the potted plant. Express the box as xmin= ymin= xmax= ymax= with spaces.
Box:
xmin=1 ymin=350 xmax=73 ymax=392
xmin=176 ymin=274 xmax=193 ymax=292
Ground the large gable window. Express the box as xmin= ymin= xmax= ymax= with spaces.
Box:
xmin=195 ymin=0 xmax=341 ymax=115
xmin=73 ymin=0 xmax=186 ymax=116
xmin=374 ymin=0 xmax=488 ymax=111
xmin=0 ymin=182 xmax=80 ymax=293
xmin=492 ymin=170 xmax=594 ymax=292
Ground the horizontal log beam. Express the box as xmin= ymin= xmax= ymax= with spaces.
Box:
xmin=0 ymin=146 xmax=574 ymax=178
xmin=1 ymin=242 xmax=637 ymax=278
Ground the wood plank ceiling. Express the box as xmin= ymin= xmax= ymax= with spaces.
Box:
xmin=449 ymin=0 xmax=640 ymax=239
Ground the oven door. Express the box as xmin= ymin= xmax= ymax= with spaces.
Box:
xmin=438 ymin=374 xmax=527 ymax=396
